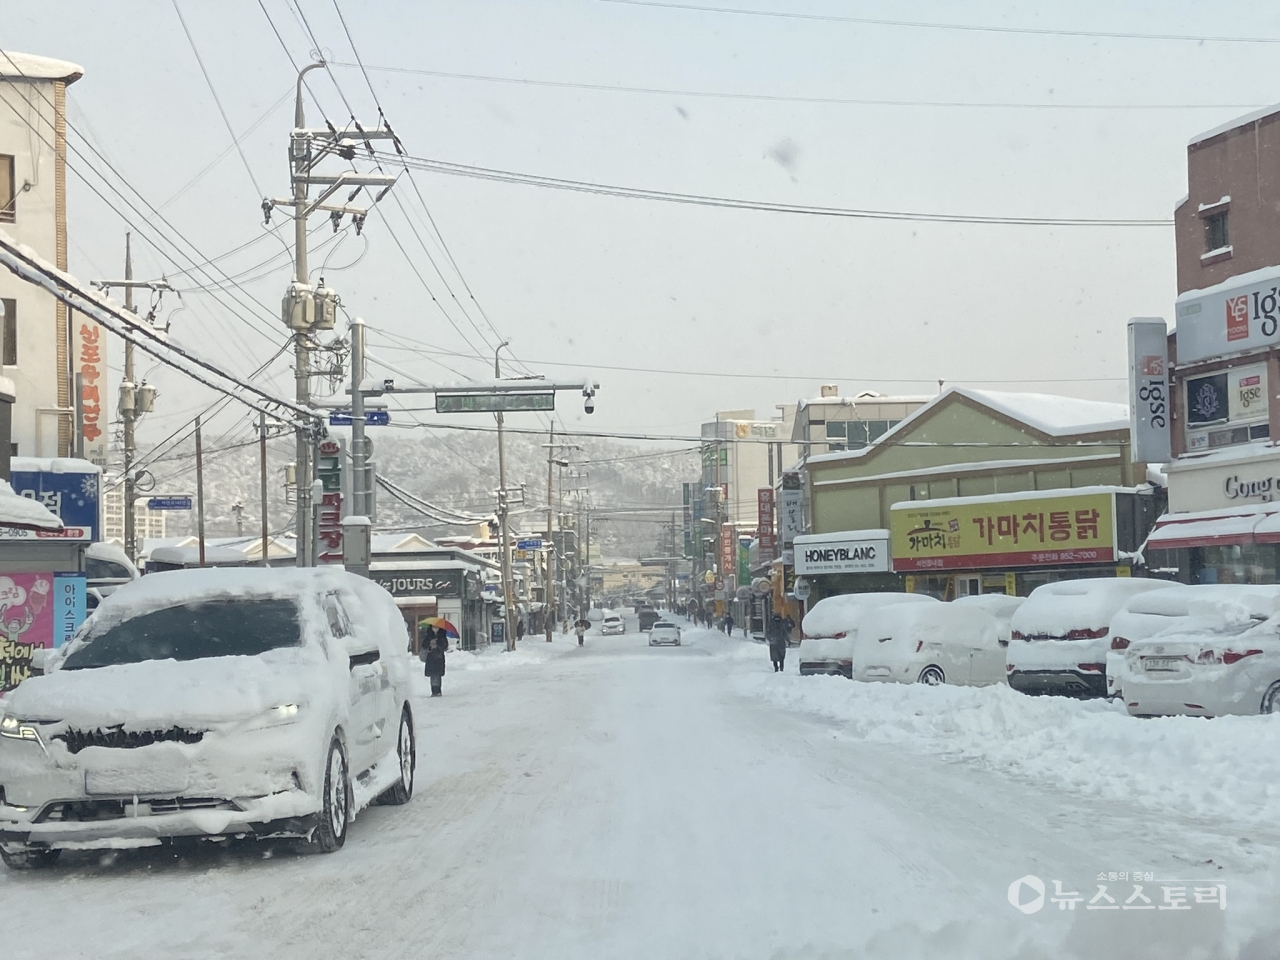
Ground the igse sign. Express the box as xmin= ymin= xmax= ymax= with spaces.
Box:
xmin=1176 ymin=265 xmax=1280 ymax=363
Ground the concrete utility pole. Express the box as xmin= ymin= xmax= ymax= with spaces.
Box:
xmin=544 ymin=422 xmax=555 ymax=642
xmin=259 ymin=411 xmax=269 ymax=566
xmin=195 ymin=415 xmax=206 ymax=567
xmin=92 ymin=234 xmax=169 ymax=562
xmin=494 ymin=341 xmax=516 ymax=652
xmin=271 ymin=60 xmax=395 ymax=567
xmin=349 ymin=315 xmax=368 ymax=517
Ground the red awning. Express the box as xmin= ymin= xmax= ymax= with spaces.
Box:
xmin=1146 ymin=506 xmax=1280 ymax=551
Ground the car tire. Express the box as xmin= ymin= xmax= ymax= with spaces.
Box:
xmin=918 ymin=665 xmax=945 ymax=686
xmin=0 ymin=845 xmax=61 ymax=871
xmin=378 ymin=706 xmax=416 ymax=806
xmin=308 ymin=735 xmax=350 ymax=853
xmin=1262 ymin=680 xmax=1280 ymax=715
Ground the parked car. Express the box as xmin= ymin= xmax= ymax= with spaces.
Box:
xmin=1006 ymin=578 xmax=1174 ymax=698
xmin=601 ymin=613 xmax=626 ymax=635
xmin=855 ymin=602 xmax=1005 ymax=686
xmin=951 ymin=593 xmax=1025 ymax=647
xmin=648 ymin=621 xmax=681 ymax=646
xmin=1123 ymin=589 xmax=1280 ymax=717
xmin=638 ymin=608 xmax=662 ymax=632
xmin=798 ymin=592 xmax=937 ymax=678
xmin=1105 ymin=585 xmax=1280 ymax=698
xmin=0 ymin=567 xmax=416 ymax=870
xmin=84 ymin=541 xmax=139 ymax=598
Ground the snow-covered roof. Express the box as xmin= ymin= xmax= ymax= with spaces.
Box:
xmin=0 ymin=51 xmax=84 ymax=84
xmin=0 ymin=479 xmax=62 ymax=529
xmin=798 ymin=393 xmax=931 ymax=411
xmin=1190 ymin=103 xmax=1280 ymax=147
xmin=10 ymin=456 xmax=101 ymax=475
xmin=805 ymin=387 xmax=1128 ymax=467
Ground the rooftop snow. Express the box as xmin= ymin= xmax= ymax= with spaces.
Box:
xmin=0 ymin=50 xmax=84 ymax=84
xmin=0 ymin=479 xmax=63 ymax=529
xmin=1189 ymin=103 xmax=1280 ymax=147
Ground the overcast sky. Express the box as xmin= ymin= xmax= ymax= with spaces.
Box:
xmin=7 ymin=0 xmax=1280 ymax=452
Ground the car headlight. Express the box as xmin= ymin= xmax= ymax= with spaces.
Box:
xmin=0 ymin=712 xmax=43 ymax=744
xmin=246 ymin=702 xmax=304 ymax=731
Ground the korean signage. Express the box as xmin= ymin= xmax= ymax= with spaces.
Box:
xmin=372 ymin=569 xmax=463 ymax=599
xmin=757 ymin=487 xmax=775 ymax=564
xmin=779 ymin=471 xmax=804 ymax=552
xmin=436 ymin=392 xmax=554 ymax=413
xmin=1175 ymin=264 xmax=1280 ymax=363
xmin=316 ymin=439 xmax=344 ymax=564
xmin=1165 ymin=447 xmax=1280 ymax=512
xmin=75 ymin=317 xmax=109 ymax=467
xmin=737 ymin=540 xmax=750 ymax=586
xmin=793 ymin=532 xmax=890 ymax=575
xmin=1127 ymin=318 xmax=1171 ymax=463
xmin=0 ymin=572 xmax=86 ymax=692
xmin=10 ymin=463 xmax=101 ymax=542
xmin=732 ymin=420 xmax=780 ymax=440
xmin=1184 ymin=363 xmax=1268 ymax=451
xmin=890 ymin=490 xmax=1117 ymax=571
xmin=719 ymin=523 xmax=737 ymax=587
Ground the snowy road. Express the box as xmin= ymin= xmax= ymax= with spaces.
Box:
xmin=4 ymin=622 xmax=1277 ymax=959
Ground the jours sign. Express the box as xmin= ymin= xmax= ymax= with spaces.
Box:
xmin=373 ymin=570 xmax=462 ymax=598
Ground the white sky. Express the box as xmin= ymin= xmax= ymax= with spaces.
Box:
xmin=7 ymin=0 xmax=1280 ymax=451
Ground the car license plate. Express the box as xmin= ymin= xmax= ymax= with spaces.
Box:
xmin=1143 ymin=657 xmax=1181 ymax=672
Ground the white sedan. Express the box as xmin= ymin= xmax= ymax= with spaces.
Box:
xmin=601 ymin=613 xmax=626 ymax=635
xmin=854 ymin=603 xmax=1005 ymax=686
xmin=0 ymin=567 xmax=416 ymax=870
xmin=648 ymin=621 xmax=681 ymax=646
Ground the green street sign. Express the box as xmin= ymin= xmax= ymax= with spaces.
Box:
xmin=435 ymin=392 xmax=556 ymax=413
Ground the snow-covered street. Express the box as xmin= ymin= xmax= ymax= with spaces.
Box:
xmin=4 ymin=620 xmax=1278 ymax=960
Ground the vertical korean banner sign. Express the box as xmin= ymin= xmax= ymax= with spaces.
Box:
xmin=0 ymin=573 xmax=86 ymax=692
xmin=76 ymin=317 xmax=109 ymax=467
xmin=757 ymin=487 xmax=776 ymax=564
xmin=720 ymin=524 xmax=736 ymax=587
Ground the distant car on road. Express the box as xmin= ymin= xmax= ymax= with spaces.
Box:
xmin=0 ymin=567 xmax=417 ymax=870
xmin=638 ymin=608 xmax=662 ymax=632
xmin=601 ymin=613 xmax=625 ymax=635
xmin=648 ymin=621 xmax=681 ymax=646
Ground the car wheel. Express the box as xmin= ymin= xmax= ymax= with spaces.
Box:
xmin=918 ymin=665 xmax=945 ymax=686
xmin=308 ymin=736 xmax=350 ymax=853
xmin=0 ymin=845 xmax=61 ymax=871
xmin=378 ymin=706 xmax=416 ymax=806
xmin=1262 ymin=680 xmax=1280 ymax=715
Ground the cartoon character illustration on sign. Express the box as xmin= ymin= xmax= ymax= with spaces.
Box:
xmin=0 ymin=575 xmax=47 ymax=646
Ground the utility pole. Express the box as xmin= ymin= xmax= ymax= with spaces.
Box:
xmin=270 ymin=60 xmax=395 ymax=567
xmin=544 ymin=422 xmax=555 ymax=642
xmin=92 ymin=234 xmax=169 ymax=562
xmin=493 ymin=341 xmax=516 ymax=652
xmin=259 ymin=412 xmax=269 ymax=566
xmin=195 ymin=415 xmax=206 ymax=567
xmin=349 ymin=315 xmax=368 ymax=518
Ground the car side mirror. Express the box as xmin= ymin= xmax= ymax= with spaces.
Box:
xmin=349 ymin=649 xmax=380 ymax=671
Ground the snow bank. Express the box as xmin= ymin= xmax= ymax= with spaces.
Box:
xmin=735 ymin=674 xmax=1280 ymax=827
xmin=802 ymin=592 xmax=936 ymax=638
xmin=1010 ymin=578 xmax=1173 ymax=638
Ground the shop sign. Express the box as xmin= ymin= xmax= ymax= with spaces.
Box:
xmin=1127 ymin=318 xmax=1171 ymax=463
xmin=793 ymin=533 xmax=889 ymax=575
xmin=890 ymin=491 xmax=1117 ymax=572
xmin=373 ymin=569 xmax=462 ymax=598
xmin=779 ymin=472 xmax=804 ymax=547
xmin=737 ymin=541 xmax=750 ymax=586
xmin=0 ymin=572 xmax=86 ymax=692
xmin=317 ymin=491 xmax=344 ymax=564
xmin=75 ymin=318 xmax=108 ymax=467
xmin=757 ymin=488 xmax=775 ymax=564
xmin=10 ymin=464 xmax=101 ymax=542
xmin=0 ymin=525 xmax=92 ymax=541
xmin=1184 ymin=363 xmax=1269 ymax=451
xmin=1176 ymin=264 xmax=1280 ymax=363
xmin=720 ymin=523 xmax=737 ymax=587
xmin=732 ymin=421 xmax=780 ymax=440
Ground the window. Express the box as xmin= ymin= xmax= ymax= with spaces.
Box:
xmin=1 ymin=298 xmax=13 ymax=366
xmin=824 ymin=421 xmax=846 ymax=439
xmin=84 ymin=556 xmax=133 ymax=581
xmin=1204 ymin=211 xmax=1229 ymax=252
xmin=0 ymin=155 xmax=13 ymax=222
xmin=847 ymin=421 xmax=869 ymax=448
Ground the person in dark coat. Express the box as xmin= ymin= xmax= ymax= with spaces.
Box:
xmin=768 ymin=614 xmax=788 ymax=672
xmin=421 ymin=626 xmax=448 ymax=697
xmin=723 ymin=613 xmax=734 ymax=636
xmin=516 ymin=618 xmax=526 ymax=642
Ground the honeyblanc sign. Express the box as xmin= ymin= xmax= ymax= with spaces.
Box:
xmin=793 ymin=530 xmax=889 ymax=575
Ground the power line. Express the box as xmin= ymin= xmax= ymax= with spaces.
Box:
xmin=595 ymin=0 xmax=1280 ymax=44
xmin=383 ymin=152 xmax=1172 ymax=227
xmin=332 ymin=62 xmax=1266 ymax=112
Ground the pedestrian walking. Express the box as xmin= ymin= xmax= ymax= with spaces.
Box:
xmin=768 ymin=614 xmax=788 ymax=672
xmin=723 ymin=613 xmax=734 ymax=636
xmin=574 ymin=617 xmax=590 ymax=646
xmin=421 ymin=627 xmax=448 ymax=697
xmin=516 ymin=618 xmax=526 ymax=642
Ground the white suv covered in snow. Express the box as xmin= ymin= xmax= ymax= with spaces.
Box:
xmin=648 ymin=621 xmax=681 ymax=646
xmin=1006 ymin=577 xmax=1173 ymax=698
xmin=0 ymin=568 xmax=417 ymax=870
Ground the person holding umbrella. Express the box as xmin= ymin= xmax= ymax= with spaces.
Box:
xmin=574 ymin=616 xmax=590 ymax=646
xmin=418 ymin=617 xmax=458 ymax=697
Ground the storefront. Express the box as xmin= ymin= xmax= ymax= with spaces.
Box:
xmin=889 ymin=486 xmax=1161 ymax=598
xmin=1149 ymin=447 xmax=1280 ymax=584
xmin=791 ymin=529 xmax=896 ymax=603
xmin=370 ymin=560 xmax=488 ymax=652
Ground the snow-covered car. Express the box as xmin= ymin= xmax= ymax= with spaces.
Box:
xmin=1122 ymin=593 xmax=1280 ymax=717
xmin=854 ymin=603 xmax=1005 ymax=686
xmin=1006 ymin=577 xmax=1174 ymax=698
xmin=84 ymin=541 xmax=140 ymax=598
xmin=648 ymin=621 xmax=681 ymax=646
xmin=601 ymin=613 xmax=625 ymax=635
xmin=0 ymin=567 xmax=416 ymax=870
xmin=951 ymin=593 xmax=1025 ymax=647
xmin=1104 ymin=585 xmax=1280 ymax=698
xmin=798 ymin=592 xmax=937 ymax=678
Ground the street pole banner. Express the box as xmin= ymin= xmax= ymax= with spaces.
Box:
xmin=780 ymin=471 xmax=804 ymax=551
xmin=1127 ymin=317 xmax=1172 ymax=463
xmin=757 ymin=487 xmax=776 ymax=563
xmin=720 ymin=523 xmax=737 ymax=587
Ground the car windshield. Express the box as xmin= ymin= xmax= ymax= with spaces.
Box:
xmin=62 ymin=598 xmax=302 ymax=670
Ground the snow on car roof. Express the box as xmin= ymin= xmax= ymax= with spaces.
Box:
xmin=0 ymin=479 xmax=62 ymax=529
xmin=94 ymin=567 xmax=363 ymax=620
xmin=1119 ymin=583 xmax=1280 ymax=621
xmin=1011 ymin=578 xmax=1174 ymax=636
xmin=802 ymin=592 xmax=936 ymax=638
xmin=859 ymin=602 xmax=1000 ymax=648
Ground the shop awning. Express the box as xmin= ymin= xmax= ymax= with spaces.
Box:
xmin=1145 ymin=506 xmax=1280 ymax=551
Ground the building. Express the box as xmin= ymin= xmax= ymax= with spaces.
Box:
xmin=789 ymin=387 xmax=931 ymax=459
xmin=101 ymin=484 xmax=166 ymax=544
xmin=794 ymin=387 xmax=1156 ymax=602
xmin=700 ymin=407 xmax=797 ymax=528
xmin=0 ymin=52 xmax=88 ymax=459
xmin=1145 ymin=103 xmax=1280 ymax=584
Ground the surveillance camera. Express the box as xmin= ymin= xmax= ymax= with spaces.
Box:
xmin=584 ymin=396 xmax=595 ymax=415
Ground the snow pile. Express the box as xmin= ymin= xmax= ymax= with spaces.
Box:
xmin=802 ymin=591 xmax=936 ymax=638
xmin=1010 ymin=577 xmax=1174 ymax=638
xmin=735 ymin=673 xmax=1280 ymax=826
xmin=0 ymin=479 xmax=62 ymax=529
